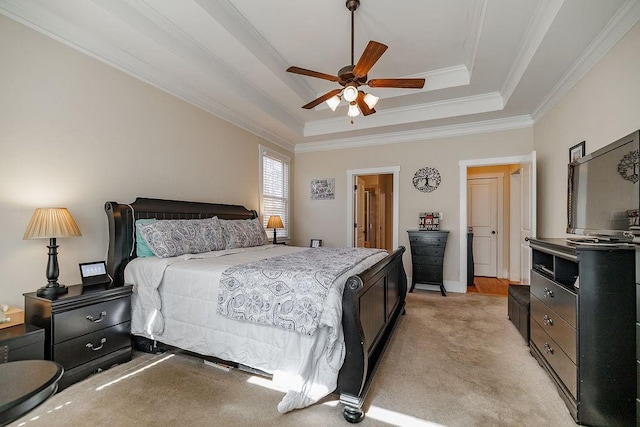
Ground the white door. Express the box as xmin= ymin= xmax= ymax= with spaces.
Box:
xmin=468 ymin=178 xmax=498 ymax=277
xmin=520 ymin=151 xmax=537 ymax=286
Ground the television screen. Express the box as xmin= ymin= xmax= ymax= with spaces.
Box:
xmin=567 ymin=130 xmax=639 ymax=240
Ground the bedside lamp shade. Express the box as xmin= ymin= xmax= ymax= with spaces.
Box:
xmin=24 ymin=208 xmax=82 ymax=298
xmin=266 ymin=215 xmax=284 ymax=244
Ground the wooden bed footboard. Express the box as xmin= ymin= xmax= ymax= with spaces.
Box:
xmin=338 ymin=246 xmax=407 ymax=423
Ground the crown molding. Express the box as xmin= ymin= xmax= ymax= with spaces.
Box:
xmin=531 ymin=0 xmax=640 ymax=122
xmin=465 ymin=0 xmax=487 ymax=75
xmin=303 ymin=92 xmax=504 ymax=137
xmin=501 ymin=0 xmax=565 ymax=105
xmin=195 ymin=0 xmax=315 ymax=101
xmin=295 ymin=115 xmax=533 ymax=153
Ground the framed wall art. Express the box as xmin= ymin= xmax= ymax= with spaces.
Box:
xmin=569 ymin=141 xmax=585 ymax=163
xmin=310 ymin=178 xmax=335 ymax=200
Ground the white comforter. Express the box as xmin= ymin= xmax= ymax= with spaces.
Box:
xmin=124 ymin=245 xmax=387 ymax=413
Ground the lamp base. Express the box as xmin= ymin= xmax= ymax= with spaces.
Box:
xmin=36 ymin=284 xmax=68 ymax=299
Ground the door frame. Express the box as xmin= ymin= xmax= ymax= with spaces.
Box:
xmin=458 ymin=154 xmax=532 ymax=293
xmin=346 ymin=166 xmax=400 ymax=249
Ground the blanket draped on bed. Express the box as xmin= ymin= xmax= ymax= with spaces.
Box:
xmin=217 ymin=247 xmax=386 ymax=335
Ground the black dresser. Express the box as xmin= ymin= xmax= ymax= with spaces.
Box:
xmin=529 ymin=238 xmax=636 ymax=426
xmin=24 ymin=284 xmax=132 ymax=389
xmin=407 ymin=230 xmax=448 ymax=296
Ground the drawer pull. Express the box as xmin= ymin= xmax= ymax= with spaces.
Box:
xmin=543 ymin=287 xmax=555 ymax=298
xmin=86 ymin=338 xmax=107 ymax=352
xmin=86 ymin=311 xmax=107 ymax=323
xmin=543 ymin=314 xmax=554 ymax=326
xmin=543 ymin=343 xmax=554 ymax=354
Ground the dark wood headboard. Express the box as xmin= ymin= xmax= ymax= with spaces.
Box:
xmin=104 ymin=197 xmax=257 ymax=285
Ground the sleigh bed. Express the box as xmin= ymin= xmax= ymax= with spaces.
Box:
xmin=105 ymin=197 xmax=406 ymax=423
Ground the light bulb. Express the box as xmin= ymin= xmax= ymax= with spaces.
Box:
xmin=347 ymin=102 xmax=360 ymax=117
xmin=326 ymin=95 xmax=340 ymax=111
xmin=343 ymin=85 xmax=358 ymax=102
xmin=364 ymin=93 xmax=379 ymax=109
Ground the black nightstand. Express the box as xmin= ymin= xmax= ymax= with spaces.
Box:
xmin=0 ymin=324 xmax=44 ymax=362
xmin=24 ymin=284 xmax=133 ymax=389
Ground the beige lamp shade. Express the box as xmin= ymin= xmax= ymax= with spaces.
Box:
xmin=23 ymin=208 xmax=82 ymax=240
xmin=266 ymin=215 xmax=284 ymax=229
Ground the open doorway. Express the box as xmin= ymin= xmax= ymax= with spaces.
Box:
xmin=458 ymin=153 xmax=537 ymax=294
xmin=346 ymin=167 xmax=400 ymax=251
xmin=354 ymin=174 xmax=393 ymax=251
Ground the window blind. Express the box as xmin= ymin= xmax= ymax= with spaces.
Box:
xmin=261 ymin=149 xmax=289 ymax=239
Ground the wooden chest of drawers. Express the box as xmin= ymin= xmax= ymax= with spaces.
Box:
xmin=24 ymin=284 xmax=132 ymax=389
xmin=407 ymin=230 xmax=448 ymax=296
xmin=529 ymin=238 xmax=635 ymax=426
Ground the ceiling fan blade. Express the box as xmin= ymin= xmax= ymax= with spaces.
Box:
xmin=353 ymin=41 xmax=388 ymax=78
xmin=367 ymin=78 xmax=425 ymax=89
xmin=301 ymin=88 xmax=342 ymax=109
xmin=356 ymin=91 xmax=375 ymax=116
xmin=286 ymin=66 xmax=340 ymax=82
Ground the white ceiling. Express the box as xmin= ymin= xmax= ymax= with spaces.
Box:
xmin=2 ymin=0 xmax=640 ymax=152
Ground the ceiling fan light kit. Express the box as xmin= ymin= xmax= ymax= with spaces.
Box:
xmin=286 ymin=0 xmax=425 ymax=123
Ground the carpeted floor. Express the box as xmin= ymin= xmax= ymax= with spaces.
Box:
xmin=11 ymin=292 xmax=576 ymax=427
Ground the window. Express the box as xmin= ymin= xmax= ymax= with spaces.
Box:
xmin=260 ymin=146 xmax=290 ymax=240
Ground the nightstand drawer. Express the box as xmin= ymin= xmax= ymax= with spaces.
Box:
xmin=52 ymin=321 xmax=131 ymax=370
xmin=53 ymin=296 xmax=131 ymax=344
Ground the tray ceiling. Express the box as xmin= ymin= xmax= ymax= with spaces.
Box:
xmin=1 ymin=0 xmax=639 ymax=152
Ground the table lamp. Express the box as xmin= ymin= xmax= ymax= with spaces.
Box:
xmin=266 ymin=215 xmax=284 ymax=244
xmin=24 ymin=208 xmax=82 ymax=298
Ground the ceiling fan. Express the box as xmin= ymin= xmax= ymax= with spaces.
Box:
xmin=286 ymin=0 xmax=425 ymax=119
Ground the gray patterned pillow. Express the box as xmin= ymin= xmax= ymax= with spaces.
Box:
xmin=136 ymin=217 xmax=225 ymax=258
xmin=220 ymin=218 xmax=269 ymax=249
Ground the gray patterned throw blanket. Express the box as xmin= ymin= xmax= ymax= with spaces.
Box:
xmin=217 ymin=247 xmax=386 ymax=335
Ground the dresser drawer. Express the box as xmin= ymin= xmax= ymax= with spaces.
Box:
xmin=412 ymin=254 xmax=444 ymax=266
xmin=409 ymin=245 xmax=445 ymax=257
xmin=52 ymin=321 xmax=131 ymax=370
xmin=531 ymin=295 xmax=576 ymax=363
xmin=409 ymin=235 xmax=447 ymax=247
xmin=531 ymin=271 xmax=576 ymax=327
xmin=53 ymin=296 xmax=131 ymax=344
xmin=531 ymin=320 xmax=577 ymax=398
xmin=413 ymin=265 xmax=443 ymax=283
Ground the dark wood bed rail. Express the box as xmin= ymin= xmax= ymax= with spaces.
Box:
xmin=104 ymin=197 xmax=406 ymax=423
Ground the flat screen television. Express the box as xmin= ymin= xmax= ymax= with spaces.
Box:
xmin=567 ymin=129 xmax=639 ymax=241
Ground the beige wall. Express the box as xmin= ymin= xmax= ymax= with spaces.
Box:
xmin=534 ymin=21 xmax=640 ymax=238
xmin=0 ymin=16 xmax=288 ymax=307
xmin=294 ymin=129 xmax=533 ymax=290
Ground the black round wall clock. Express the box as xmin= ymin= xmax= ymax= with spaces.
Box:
xmin=617 ymin=150 xmax=639 ymax=183
xmin=413 ymin=167 xmax=441 ymax=193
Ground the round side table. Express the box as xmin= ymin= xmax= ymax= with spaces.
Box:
xmin=0 ymin=360 xmax=63 ymax=426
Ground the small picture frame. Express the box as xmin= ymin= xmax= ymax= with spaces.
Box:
xmin=569 ymin=141 xmax=585 ymax=163
xmin=310 ymin=239 xmax=322 ymax=248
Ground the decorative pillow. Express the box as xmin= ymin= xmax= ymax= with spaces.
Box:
xmin=135 ymin=218 xmax=157 ymax=257
xmin=136 ymin=217 xmax=225 ymax=258
xmin=220 ymin=218 xmax=269 ymax=249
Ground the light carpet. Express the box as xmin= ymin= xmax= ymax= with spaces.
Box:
xmin=11 ymin=292 xmax=576 ymax=427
